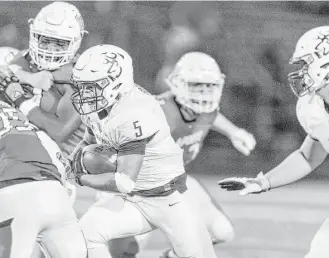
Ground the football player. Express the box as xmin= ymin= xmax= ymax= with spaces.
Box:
xmin=0 ymin=70 xmax=86 ymax=257
xmin=7 ymin=1 xmax=87 ymax=156
xmin=69 ymin=44 xmax=218 ymax=258
xmin=106 ymin=52 xmax=257 ymax=258
xmin=218 ymin=26 xmax=329 ymax=258
xmin=2 ymin=1 xmax=87 ymax=208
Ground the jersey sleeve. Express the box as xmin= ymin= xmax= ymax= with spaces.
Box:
xmin=116 ymin=106 xmax=160 ymax=147
xmin=296 ymin=95 xmax=328 ymax=141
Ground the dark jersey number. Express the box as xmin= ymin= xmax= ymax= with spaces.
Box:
xmin=133 ymin=120 xmax=143 ymax=137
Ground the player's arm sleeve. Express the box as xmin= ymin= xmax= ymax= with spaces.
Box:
xmin=115 ymin=109 xmax=159 ymax=181
xmin=27 ymin=84 xmax=81 ymax=143
xmin=264 ymin=135 xmax=327 ymax=189
xmin=211 ymin=112 xmax=242 ymax=138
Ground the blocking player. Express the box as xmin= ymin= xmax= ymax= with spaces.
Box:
xmin=106 ymin=52 xmax=257 ymax=258
xmin=7 ymin=1 xmax=87 ymax=156
xmin=0 ymin=71 xmax=86 ymax=257
xmin=69 ymin=44 xmax=218 ymax=258
xmin=218 ymin=26 xmax=329 ymax=258
xmin=3 ymin=1 xmax=87 ymax=207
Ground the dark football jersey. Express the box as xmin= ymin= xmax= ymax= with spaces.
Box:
xmin=10 ymin=50 xmax=85 ymax=157
xmin=156 ymin=91 xmax=217 ymax=164
xmin=0 ymin=101 xmax=61 ymax=182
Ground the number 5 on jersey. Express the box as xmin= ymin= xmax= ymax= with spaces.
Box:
xmin=133 ymin=120 xmax=143 ymax=138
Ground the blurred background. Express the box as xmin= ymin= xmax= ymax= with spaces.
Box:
xmin=1 ymin=1 xmax=329 ymax=179
xmin=2 ymin=2 xmax=329 ymax=257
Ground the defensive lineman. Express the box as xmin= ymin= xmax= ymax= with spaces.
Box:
xmin=0 ymin=71 xmax=86 ymax=258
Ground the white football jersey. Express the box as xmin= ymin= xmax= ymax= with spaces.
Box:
xmin=296 ymin=93 xmax=329 ymax=152
xmin=81 ymin=85 xmax=185 ymax=190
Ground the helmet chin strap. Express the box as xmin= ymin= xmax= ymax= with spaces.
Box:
xmin=174 ymin=98 xmax=198 ymax=122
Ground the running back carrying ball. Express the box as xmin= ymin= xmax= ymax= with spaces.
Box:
xmin=81 ymin=144 xmax=117 ymax=174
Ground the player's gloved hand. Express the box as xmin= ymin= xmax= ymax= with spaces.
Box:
xmin=0 ymin=66 xmax=31 ymax=108
xmin=218 ymin=172 xmax=271 ymax=196
xmin=230 ymin=129 xmax=257 ymax=156
xmin=0 ymin=65 xmax=20 ymax=88
xmin=68 ymin=148 xmax=86 ymax=186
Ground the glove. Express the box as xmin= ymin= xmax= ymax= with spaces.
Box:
xmin=0 ymin=66 xmax=27 ymax=106
xmin=230 ymin=129 xmax=257 ymax=156
xmin=68 ymin=148 xmax=86 ymax=186
xmin=218 ymin=172 xmax=271 ymax=196
xmin=0 ymin=66 xmax=40 ymax=117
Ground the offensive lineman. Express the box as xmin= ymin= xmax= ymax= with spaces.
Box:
xmin=0 ymin=70 xmax=86 ymax=257
xmin=218 ymin=26 xmax=329 ymax=258
xmin=104 ymin=52 xmax=257 ymax=258
xmin=69 ymin=44 xmax=218 ymax=258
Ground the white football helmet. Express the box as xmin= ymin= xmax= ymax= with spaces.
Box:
xmin=288 ymin=26 xmax=329 ymax=97
xmin=71 ymin=44 xmax=134 ymax=115
xmin=29 ymin=1 xmax=87 ymax=71
xmin=166 ymin=52 xmax=225 ymax=114
xmin=0 ymin=47 xmax=19 ymax=65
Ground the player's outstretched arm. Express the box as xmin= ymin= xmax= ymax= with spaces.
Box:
xmin=211 ymin=112 xmax=256 ymax=156
xmin=218 ymin=135 xmax=327 ymax=195
xmin=27 ymin=84 xmax=81 ymax=143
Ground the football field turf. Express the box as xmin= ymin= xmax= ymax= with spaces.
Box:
xmin=73 ymin=175 xmax=329 ymax=258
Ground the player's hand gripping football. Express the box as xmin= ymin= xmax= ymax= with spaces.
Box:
xmin=68 ymin=148 xmax=86 ymax=186
xmin=230 ymin=129 xmax=256 ymax=156
xmin=218 ymin=172 xmax=271 ymax=196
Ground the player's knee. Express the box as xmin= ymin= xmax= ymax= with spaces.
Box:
xmin=211 ymin=219 xmax=235 ymax=243
xmin=41 ymin=222 xmax=87 ymax=258
xmin=206 ymin=207 xmax=235 ymax=243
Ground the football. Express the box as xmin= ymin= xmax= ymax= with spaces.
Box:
xmin=81 ymin=144 xmax=118 ymax=174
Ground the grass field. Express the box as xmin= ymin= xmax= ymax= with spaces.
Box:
xmin=73 ymin=174 xmax=329 ymax=258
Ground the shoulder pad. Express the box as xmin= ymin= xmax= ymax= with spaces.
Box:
xmin=296 ymin=94 xmax=328 ymax=139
